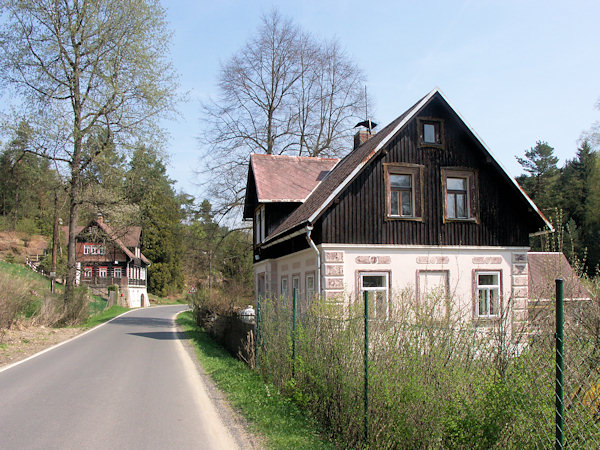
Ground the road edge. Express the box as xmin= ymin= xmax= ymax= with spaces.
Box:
xmin=0 ymin=307 xmax=142 ymax=374
xmin=175 ymin=310 xmax=264 ymax=450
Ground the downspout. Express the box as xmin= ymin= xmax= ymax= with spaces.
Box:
xmin=305 ymin=225 xmax=321 ymax=298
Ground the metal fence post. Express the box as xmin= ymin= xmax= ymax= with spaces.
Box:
xmin=556 ymin=278 xmax=564 ymax=450
xmin=364 ymin=290 xmax=369 ymax=446
xmin=292 ymin=287 xmax=297 ymax=378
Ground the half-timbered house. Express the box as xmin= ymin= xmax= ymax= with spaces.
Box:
xmin=243 ymin=88 xmax=552 ymax=332
xmin=63 ymin=214 xmax=150 ymax=307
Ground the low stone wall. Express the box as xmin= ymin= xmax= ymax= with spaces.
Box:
xmin=195 ymin=308 xmax=255 ymax=363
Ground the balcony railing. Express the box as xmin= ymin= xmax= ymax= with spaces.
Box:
xmin=80 ymin=276 xmax=146 ymax=287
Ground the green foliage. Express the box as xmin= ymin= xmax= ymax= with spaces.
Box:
xmin=126 ymin=145 xmax=184 ymax=296
xmin=177 ymin=311 xmax=332 ymax=449
xmin=81 ymin=305 xmax=129 ymax=328
xmin=254 ymin=292 xmax=587 ymax=448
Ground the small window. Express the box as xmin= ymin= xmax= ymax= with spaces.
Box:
xmin=83 ymin=267 xmax=92 ymax=278
xmin=98 ymin=267 xmax=107 ymax=277
xmin=84 ymin=245 xmax=91 ymax=255
xmin=281 ymin=277 xmax=289 ymax=300
xmin=254 ymin=205 xmax=266 ymax=245
xmin=113 ymin=267 xmax=122 ymax=278
xmin=385 ymin=163 xmax=424 ymax=220
xmin=476 ymin=272 xmax=500 ymax=318
xmin=418 ymin=118 xmax=444 ymax=148
xmin=359 ymin=272 xmax=389 ymax=319
xmin=442 ymin=168 xmax=478 ymax=222
xmin=306 ymin=273 xmax=315 ymax=303
xmin=292 ymin=275 xmax=300 ymax=299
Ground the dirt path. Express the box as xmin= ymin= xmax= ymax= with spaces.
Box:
xmin=0 ymin=325 xmax=84 ymax=368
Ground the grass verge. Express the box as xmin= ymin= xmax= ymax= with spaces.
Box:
xmin=177 ymin=311 xmax=332 ymax=450
xmin=81 ymin=305 xmax=129 ymax=328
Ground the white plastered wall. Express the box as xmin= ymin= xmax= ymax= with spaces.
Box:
xmin=254 ymin=248 xmax=318 ymax=311
xmin=255 ymin=244 xmax=530 ymax=334
xmin=127 ymin=287 xmax=149 ymax=308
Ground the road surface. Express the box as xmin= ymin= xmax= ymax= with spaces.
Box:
xmin=0 ymin=305 xmax=249 ymax=449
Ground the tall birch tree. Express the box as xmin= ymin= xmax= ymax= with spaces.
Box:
xmin=0 ymin=0 xmax=177 ymax=309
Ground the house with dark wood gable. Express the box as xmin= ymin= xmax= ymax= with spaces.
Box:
xmin=63 ymin=214 xmax=150 ymax=308
xmin=243 ymin=88 xmax=552 ymax=332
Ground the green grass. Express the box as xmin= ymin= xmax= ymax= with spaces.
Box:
xmin=81 ymin=305 xmax=129 ymax=328
xmin=177 ymin=311 xmax=332 ymax=450
xmin=149 ymin=293 xmax=187 ymax=305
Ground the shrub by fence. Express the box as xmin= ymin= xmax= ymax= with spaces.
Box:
xmin=255 ymin=284 xmax=600 ymax=448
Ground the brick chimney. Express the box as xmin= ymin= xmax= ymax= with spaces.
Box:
xmin=353 ymin=129 xmax=376 ymax=150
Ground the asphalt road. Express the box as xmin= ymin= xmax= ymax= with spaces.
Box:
xmin=0 ymin=305 xmax=245 ymax=449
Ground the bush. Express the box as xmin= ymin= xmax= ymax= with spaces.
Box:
xmin=40 ymin=287 xmax=89 ymax=326
xmin=0 ymin=271 xmax=33 ymax=329
xmin=256 ymin=291 xmax=562 ymax=448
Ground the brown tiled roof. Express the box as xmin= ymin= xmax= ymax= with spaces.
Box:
xmin=251 ymin=154 xmax=339 ymax=202
xmin=263 ymin=88 xmax=552 ymax=243
xmin=62 ymin=219 xmax=150 ymax=265
xmin=528 ymin=252 xmax=590 ymax=300
xmin=265 ymin=94 xmax=428 ymax=242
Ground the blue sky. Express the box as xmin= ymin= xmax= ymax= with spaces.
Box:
xmin=161 ymin=0 xmax=600 ymax=198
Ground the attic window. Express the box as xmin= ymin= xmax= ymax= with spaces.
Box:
xmin=418 ymin=118 xmax=444 ymax=148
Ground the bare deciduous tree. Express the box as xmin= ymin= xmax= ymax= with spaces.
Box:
xmin=200 ymin=10 xmax=367 ymax=219
xmin=0 ymin=0 xmax=177 ymax=309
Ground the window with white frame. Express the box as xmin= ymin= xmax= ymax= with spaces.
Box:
xmin=292 ymin=275 xmax=300 ymax=299
xmin=98 ymin=267 xmax=107 ymax=277
xmin=281 ymin=277 xmax=289 ymax=300
xmin=359 ymin=272 xmax=390 ymax=319
xmin=254 ymin=205 xmax=266 ymax=244
xmin=113 ymin=267 xmax=122 ymax=278
xmin=306 ymin=273 xmax=315 ymax=303
xmin=84 ymin=244 xmax=92 ymax=255
xmin=476 ymin=272 xmax=500 ymax=318
xmin=83 ymin=267 xmax=92 ymax=278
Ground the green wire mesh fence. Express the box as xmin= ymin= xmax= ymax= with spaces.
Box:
xmin=255 ymin=283 xmax=600 ymax=448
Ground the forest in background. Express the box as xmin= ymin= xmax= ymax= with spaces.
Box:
xmin=0 ymin=121 xmax=253 ymax=301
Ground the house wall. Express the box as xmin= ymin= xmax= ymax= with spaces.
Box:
xmin=319 ymin=100 xmax=542 ymax=248
xmin=127 ymin=286 xmax=149 ymax=308
xmin=255 ymin=245 xmax=529 ymax=336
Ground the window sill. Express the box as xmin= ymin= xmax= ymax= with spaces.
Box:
xmin=418 ymin=142 xmax=444 ymax=150
xmin=444 ymin=217 xmax=478 ymax=224
xmin=386 ymin=215 xmax=423 ymax=222
xmin=473 ymin=316 xmax=501 ymax=326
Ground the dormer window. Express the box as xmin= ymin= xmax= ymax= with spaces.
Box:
xmin=418 ymin=118 xmax=444 ymax=148
xmin=254 ymin=205 xmax=266 ymax=244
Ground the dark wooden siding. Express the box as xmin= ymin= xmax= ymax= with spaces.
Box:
xmin=319 ymin=99 xmax=540 ymax=247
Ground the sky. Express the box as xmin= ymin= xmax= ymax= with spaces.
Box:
xmin=161 ymin=0 xmax=600 ymax=199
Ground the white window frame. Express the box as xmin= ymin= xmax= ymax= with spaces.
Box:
xmin=292 ymin=275 xmax=300 ymax=300
xmin=98 ymin=267 xmax=108 ymax=278
xmin=306 ymin=273 xmax=315 ymax=303
xmin=359 ymin=272 xmax=390 ymax=319
xmin=84 ymin=244 xmax=92 ymax=255
xmin=475 ymin=271 xmax=501 ymax=318
xmin=113 ymin=267 xmax=122 ymax=278
xmin=83 ymin=266 xmax=92 ymax=278
xmin=281 ymin=277 xmax=289 ymax=300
